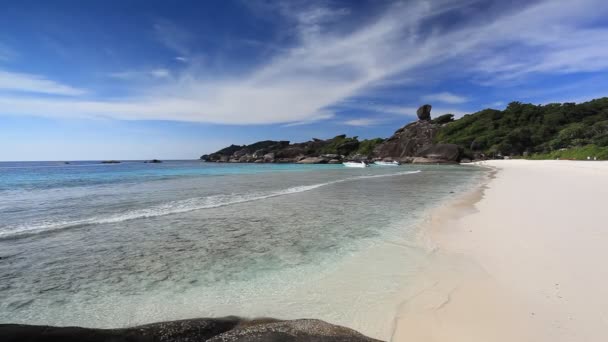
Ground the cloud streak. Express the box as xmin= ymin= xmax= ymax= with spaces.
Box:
xmin=1 ymin=0 xmax=608 ymax=124
xmin=0 ymin=70 xmax=87 ymax=96
xmin=344 ymin=118 xmax=382 ymax=127
xmin=422 ymin=92 xmax=468 ymax=104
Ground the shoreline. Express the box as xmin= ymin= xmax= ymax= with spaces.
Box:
xmin=392 ymin=160 xmax=608 ymax=342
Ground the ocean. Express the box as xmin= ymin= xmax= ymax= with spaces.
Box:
xmin=0 ymin=160 xmax=483 ymax=339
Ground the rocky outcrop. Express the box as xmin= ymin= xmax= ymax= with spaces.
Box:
xmin=297 ymin=157 xmax=327 ymax=164
xmin=200 ymin=135 xmax=376 ymax=164
xmin=415 ymin=144 xmax=460 ymax=162
xmin=373 ymin=120 xmax=438 ymax=159
xmin=417 ymin=104 xmax=432 ymax=121
xmin=200 ymin=104 xmax=462 ymax=164
xmin=0 ymin=317 xmax=381 ymax=342
xmin=373 ymin=105 xmax=461 ymax=163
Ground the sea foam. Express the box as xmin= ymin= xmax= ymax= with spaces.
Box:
xmin=0 ymin=170 xmax=420 ymax=240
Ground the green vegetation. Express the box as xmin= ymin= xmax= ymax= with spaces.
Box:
xmin=318 ymin=135 xmax=384 ymax=157
xmin=431 ymin=113 xmax=455 ymax=125
xmin=356 ymin=138 xmax=384 ymax=156
xmin=526 ymin=145 xmax=608 ymax=160
xmin=319 ymin=134 xmax=359 ymax=155
xmin=435 ymin=97 xmax=608 ymax=159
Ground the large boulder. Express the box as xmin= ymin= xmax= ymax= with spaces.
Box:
xmin=0 ymin=317 xmax=380 ymax=342
xmin=373 ymin=121 xmax=439 ymax=159
xmin=415 ymin=144 xmax=461 ymax=162
xmin=263 ymin=153 xmax=275 ymax=163
xmin=296 ymin=157 xmax=327 ymax=164
xmin=416 ymin=104 xmax=432 ymax=121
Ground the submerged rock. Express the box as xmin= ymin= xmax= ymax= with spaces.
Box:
xmin=0 ymin=317 xmax=381 ymax=342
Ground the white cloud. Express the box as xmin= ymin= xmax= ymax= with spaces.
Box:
xmin=1 ymin=0 xmax=608 ymax=123
xmin=282 ymin=110 xmax=335 ymax=127
xmin=175 ymin=56 xmax=188 ymax=62
xmin=149 ymin=69 xmax=170 ymax=78
xmin=0 ymin=70 xmax=86 ymax=96
xmin=422 ymin=92 xmax=468 ymax=104
xmin=469 ymin=0 xmax=608 ymax=83
xmin=344 ymin=118 xmax=381 ymax=127
xmin=109 ymin=69 xmax=171 ymax=80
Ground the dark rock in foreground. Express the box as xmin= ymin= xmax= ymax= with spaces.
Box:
xmin=0 ymin=317 xmax=382 ymax=342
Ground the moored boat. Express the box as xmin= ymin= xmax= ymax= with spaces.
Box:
xmin=374 ymin=161 xmax=399 ymax=166
xmin=343 ymin=161 xmax=368 ymax=168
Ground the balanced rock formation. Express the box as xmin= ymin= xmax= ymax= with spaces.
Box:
xmin=373 ymin=104 xmax=460 ymax=163
xmin=0 ymin=317 xmax=381 ymax=342
xmin=416 ymin=104 xmax=432 ymax=121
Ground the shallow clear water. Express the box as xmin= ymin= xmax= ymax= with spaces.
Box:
xmin=0 ymin=160 xmax=482 ymax=338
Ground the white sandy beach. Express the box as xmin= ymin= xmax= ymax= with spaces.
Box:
xmin=393 ymin=160 xmax=608 ymax=342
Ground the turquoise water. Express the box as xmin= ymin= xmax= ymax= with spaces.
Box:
xmin=0 ymin=160 xmax=482 ymax=337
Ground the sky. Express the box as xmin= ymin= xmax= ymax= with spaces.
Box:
xmin=1 ymin=0 xmax=608 ymax=161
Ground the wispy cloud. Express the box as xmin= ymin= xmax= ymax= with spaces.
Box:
xmin=469 ymin=0 xmax=608 ymax=83
xmin=344 ymin=118 xmax=382 ymax=127
xmin=0 ymin=70 xmax=86 ymax=96
xmin=282 ymin=110 xmax=335 ymax=127
xmin=153 ymin=19 xmax=193 ymax=56
xmin=109 ymin=69 xmax=171 ymax=80
xmin=1 ymin=0 xmax=607 ymax=123
xmin=422 ymin=92 xmax=468 ymax=104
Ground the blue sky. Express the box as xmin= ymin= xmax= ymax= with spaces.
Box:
xmin=1 ymin=0 xmax=608 ymax=161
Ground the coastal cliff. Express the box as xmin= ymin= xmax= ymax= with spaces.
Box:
xmin=1 ymin=317 xmax=381 ymax=342
xmin=201 ymin=104 xmax=462 ymax=164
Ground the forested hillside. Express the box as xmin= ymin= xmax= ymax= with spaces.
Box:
xmin=435 ymin=97 xmax=608 ymax=159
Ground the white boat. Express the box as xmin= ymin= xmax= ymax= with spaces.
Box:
xmin=343 ymin=161 xmax=368 ymax=168
xmin=374 ymin=161 xmax=399 ymax=166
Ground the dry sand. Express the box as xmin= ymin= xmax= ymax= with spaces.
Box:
xmin=392 ymin=160 xmax=608 ymax=342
